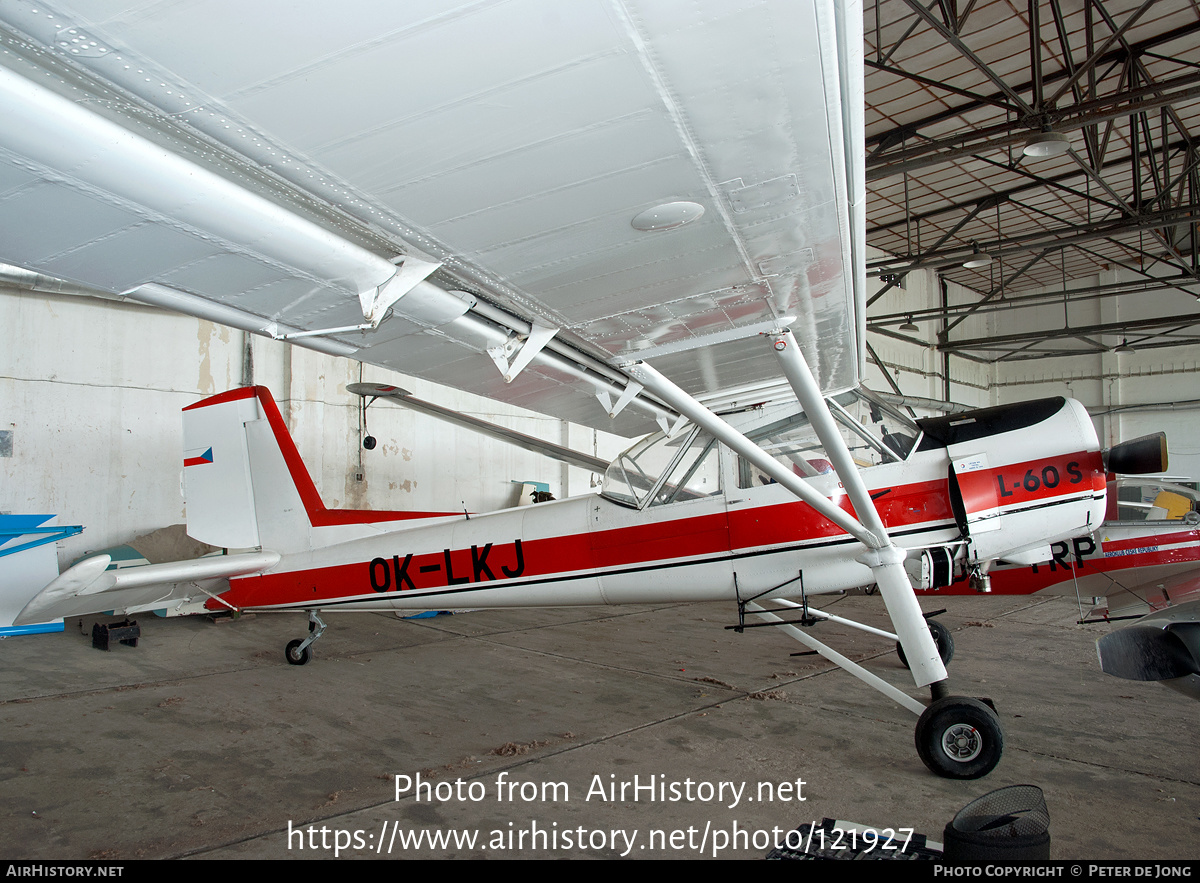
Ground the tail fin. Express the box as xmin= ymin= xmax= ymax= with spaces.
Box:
xmin=182 ymin=387 xmax=315 ymax=552
xmin=182 ymin=387 xmax=453 ymax=552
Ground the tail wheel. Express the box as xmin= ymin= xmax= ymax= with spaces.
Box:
xmin=897 ymin=619 xmax=955 ymax=669
xmin=285 ymin=639 xmax=311 ymax=666
xmin=915 ymin=697 xmax=1003 ymax=779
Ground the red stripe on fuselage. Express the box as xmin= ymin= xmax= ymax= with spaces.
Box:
xmin=956 ymin=451 xmax=1105 ymax=515
xmin=211 ymin=476 xmax=958 ymax=610
xmin=209 ymin=451 xmax=1102 ymax=612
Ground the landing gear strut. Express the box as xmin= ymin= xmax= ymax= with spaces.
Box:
xmin=742 ymin=601 xmax=1004 ymax=779
xmin=284 ymin=610 xmax=326 ymax=666
xmin=897 ymin=618 xmax=954 ymax=669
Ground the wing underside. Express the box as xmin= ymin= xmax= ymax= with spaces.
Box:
xmin=0 ymin=0 xmax=865 ymax=432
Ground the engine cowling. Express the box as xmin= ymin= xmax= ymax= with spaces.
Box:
xmin=915 ymin=398 xmax=1108 ymax=566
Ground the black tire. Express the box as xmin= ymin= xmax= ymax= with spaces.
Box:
xmin=285 ymin=639 xmax=310 ymax=666
xmin=897 ymin=619 xmax=955 ymax=669
xmin=915 ymin=697 xmax=1003 ymax=779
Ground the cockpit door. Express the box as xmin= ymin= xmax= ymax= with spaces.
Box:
xmin=589 ymin=432 xmax=731 ymax=603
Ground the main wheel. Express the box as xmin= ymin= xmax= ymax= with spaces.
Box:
xmin=285 ymin=639 xmax=311 ymax=666
xmin=915 ymin=697 xmax=1003 ymax=779
xmin=897 ymin=619 xmax=955 ymax=669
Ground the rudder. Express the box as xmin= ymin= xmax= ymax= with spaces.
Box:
xmin=182 ymin=387 xmax=316 ymax=553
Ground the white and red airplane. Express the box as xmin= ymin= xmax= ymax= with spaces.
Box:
xmin=0 ymin=0 xmax=1169 ymax=778
xmin=20 ymin=373 xmax=1165 ymax=779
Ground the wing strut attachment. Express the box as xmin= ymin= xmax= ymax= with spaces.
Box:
xmin=487 ymin=323 xmax=559 ymax=383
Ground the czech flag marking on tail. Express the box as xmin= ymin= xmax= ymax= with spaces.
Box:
xmin=184 ymin=447 xmax=214 ymax=467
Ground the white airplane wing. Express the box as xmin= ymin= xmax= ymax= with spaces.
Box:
xmin=0 ymin=0 xmax=865 ymax=434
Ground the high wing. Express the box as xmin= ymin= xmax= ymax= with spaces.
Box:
xmin=0 ymin=0 xmax=865 ymax=432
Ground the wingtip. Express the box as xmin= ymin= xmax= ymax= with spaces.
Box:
xmin=14 ymin=553 xmax=113 ymax=625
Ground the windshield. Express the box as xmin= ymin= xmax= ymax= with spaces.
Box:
xmin=600 ymin=386 xmax=918 ymax=505
xmin=727 ymin=388 xmax=920 ymax=489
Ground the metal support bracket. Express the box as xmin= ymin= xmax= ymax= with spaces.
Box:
xmin=487 ymin=323 xmax=558 ymax=383
xmin=358 ymin=256 xmax=442 ymax=326
xmin=730 ymin=571 xmax=807 ymax=632
xmin=745 ymin=602 xmax=926 ymax=717
xmin=296 ymin=610 xmax=328 ymax=656
xmin=198 ymin=586 xmax=239 ymax=613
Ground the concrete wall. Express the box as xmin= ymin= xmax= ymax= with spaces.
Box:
xmin=0 ymin=288 xmax=628 ymax=567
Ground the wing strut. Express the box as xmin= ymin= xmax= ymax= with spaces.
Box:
xmin=625 ymin=332 xmax=947 ymax=691
xmin=628 ymin=337 xmax=1009 ymax=779
xmin=767 ymin=328 xmax=946 ymax=690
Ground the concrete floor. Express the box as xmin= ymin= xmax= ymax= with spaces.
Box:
xmin=0 ymin=593 xmax=1195 ymax=860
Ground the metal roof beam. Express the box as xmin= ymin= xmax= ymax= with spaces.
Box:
xmin=865 ymin=141 xmax=1195 ymax=235
xmin=866 ymin=74 xmax=1200 ymax=180
xmin=895 ymin=0 xmax=1035 ymax=114
xmin=939 ymin=312 xmax=1200 ymax=353
xmin=1044 ymin=0 xmax=1157 ymax=106
xmin=870 ymin=204 xmax=1200 ymax=272
xmin=865 ymin=19 xmax=1200 ymax=151
xmin=869 ymin=275 xmax=1200 ymax=328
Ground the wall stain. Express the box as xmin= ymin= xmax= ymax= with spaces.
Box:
xmin=196 ymin=321 xmax=216 ymax=393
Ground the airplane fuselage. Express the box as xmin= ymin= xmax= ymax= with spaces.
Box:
xmin=212 ymin=410 xmax=1107 ymax=614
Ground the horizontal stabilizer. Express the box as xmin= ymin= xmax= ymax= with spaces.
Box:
xmin=348 ymin=382 xmax=611 ymax=474
xmin=15 ymin=551 xmax=280 ymax=625
xmin=1104 ymin=433 xmax=1168 ymax=475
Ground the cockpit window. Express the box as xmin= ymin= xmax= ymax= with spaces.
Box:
xmin=727 ymin=388 xmax=920 ymax=490
xmin=601 ymin=427 xmax=721 ymax=508
xmin=1109 ymin=479 xmax=1200 ymax=523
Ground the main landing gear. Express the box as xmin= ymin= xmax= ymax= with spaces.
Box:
xmin=739 ymin=598 xmax=1003 ymax=780
xmin=284 ymin=610 xmax=326 ymax=666
xmin=915 ymin=696 xmax=1004 ymax=780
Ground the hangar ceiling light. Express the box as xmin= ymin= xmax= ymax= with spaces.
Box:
xmin=863 ymin=0 xmax=1200 ymax=362
xmin=962 ymin=244 xmax=993 ymax=269
xmin=1022 ymin=131 xmax=1071 ymax=158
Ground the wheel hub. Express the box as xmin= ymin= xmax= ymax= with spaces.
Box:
xmin=941 ymin=723 xmax=982 ymax=762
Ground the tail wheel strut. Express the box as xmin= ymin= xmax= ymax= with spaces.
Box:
xmin=284 ymin=610 xmax=326 ymax=666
